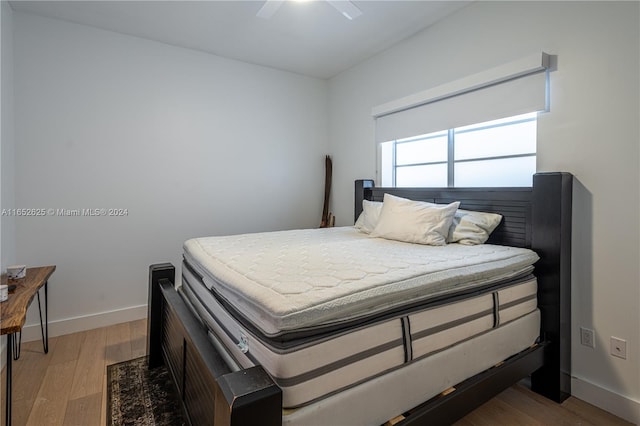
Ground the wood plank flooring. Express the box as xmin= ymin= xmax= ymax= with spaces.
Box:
xmin=1 ymin=319 xmax=147 ymax=426
xmin=0 ymin=319 xmax=632 ymax=425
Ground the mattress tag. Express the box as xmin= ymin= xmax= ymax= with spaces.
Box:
xmin=237 ymin=334 xmax=249 ymax=353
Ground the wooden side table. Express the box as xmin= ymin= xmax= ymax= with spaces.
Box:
xmin=1 ymin=265 xmax=55 ymax=426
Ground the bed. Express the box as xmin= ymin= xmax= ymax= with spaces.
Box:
xmin=147 ymin=172 xmax=572 ymax=425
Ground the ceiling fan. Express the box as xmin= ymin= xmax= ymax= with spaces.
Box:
xmin=256 ymin=0 xmax=363 ymax=21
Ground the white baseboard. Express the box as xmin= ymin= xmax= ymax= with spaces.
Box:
xmin=572 ymin=377 xmax=640 ymax=424
xmin=19 ymin=304 xmax=148 ymax=343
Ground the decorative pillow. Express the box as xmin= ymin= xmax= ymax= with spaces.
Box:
xmin=449 ymin=209 xmax=503 ymax=245
xmin=370 ymin=194 xmax=459 ymax=246
xmin=354 ymin=200 xmax=383 ymax=234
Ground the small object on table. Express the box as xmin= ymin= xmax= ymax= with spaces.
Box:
xmin=6 ymin=265 xmax=26 ymax=280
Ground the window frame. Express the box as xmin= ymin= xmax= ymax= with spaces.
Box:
xmin=382 ymin=113 xmax=537 ymax=188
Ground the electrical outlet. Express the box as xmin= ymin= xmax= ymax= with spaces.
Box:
xmin=580 ymin=327 xmax=595 ymax=348
xmin=610 ymin=337 xmax=627 ymax=359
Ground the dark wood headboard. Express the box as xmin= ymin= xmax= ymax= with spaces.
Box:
xmin=355 ymin=183 xmax=533 ymax=248
xmin=354 ymin=172 xmax=573 ymax=402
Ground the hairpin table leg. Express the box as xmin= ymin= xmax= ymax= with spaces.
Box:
xmin=37 ymin=281 xmax=49 ymax=354
xmin=6 ymin=333 xmax=13 ymax=426
xmin=12 ymin=331 xmax=21 ymax=360
xmin=12 ymin=282 xmax=48 ymax=361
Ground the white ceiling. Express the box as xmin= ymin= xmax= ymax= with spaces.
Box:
xmin=9 ymin=1 xmax=470 ymax=79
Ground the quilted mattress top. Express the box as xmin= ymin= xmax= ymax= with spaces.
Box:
xmin=183 ymin=227 xmax=539 ymax=336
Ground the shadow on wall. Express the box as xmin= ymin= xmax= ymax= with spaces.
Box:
xmin=572 ymin=177 xmax=593 ymax=348
xmin=571 ymin=178 xmax=635 ymax=422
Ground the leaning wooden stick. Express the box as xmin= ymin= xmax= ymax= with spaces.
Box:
xmin=320 ymin=155 xmax=333 ymax=228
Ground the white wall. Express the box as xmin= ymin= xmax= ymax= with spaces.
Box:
xmin=2 ymin=0 xmax=15 ymax=269
xmin=13 ymin=12 xmax=328 ymax=336
xmin=328 ymin=1 xmax=639 ymax=422
xmin=1 ymin=0 xmax=15 ymax=370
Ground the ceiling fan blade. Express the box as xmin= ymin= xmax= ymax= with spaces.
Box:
xmin=256 ymin=0 xmax=284 ymax=19
xmin=326 ymin=0 xmax=362 ymax=20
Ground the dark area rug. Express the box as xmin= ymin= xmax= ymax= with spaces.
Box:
xmin=107 ymin=356 xmax=186 ymax=426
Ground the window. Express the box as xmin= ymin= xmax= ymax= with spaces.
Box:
xmin=380 ymin=112 xmax=536 ymax=187
xmin=373 ymin=53 xmax=550 ymax=188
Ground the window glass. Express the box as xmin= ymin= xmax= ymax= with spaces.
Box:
xmin=455 ymin=156 xmax=536 ymax=187
xmin=455 ymin=116 xmax=536 ymax=161
xmin=396 ymin=132 xmax=448 ymax=165
xmin=396 ymin=164 xmax=448 ymax=187
xmin=380 ymin=141 xmax=394 ymax=187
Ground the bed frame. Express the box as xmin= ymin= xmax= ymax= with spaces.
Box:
xmin=147 ymin=172 xmax=572 ymax=425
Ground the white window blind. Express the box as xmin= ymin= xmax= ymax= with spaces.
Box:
xmin=373 ymin=53 xmax=550 ymax=144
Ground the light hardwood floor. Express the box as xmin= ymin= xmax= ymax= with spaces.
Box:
xmin=1 ymin=319 xmax=632 ymax=426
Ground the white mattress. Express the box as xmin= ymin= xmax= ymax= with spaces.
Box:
xmin=183 ymin=227 xmax=539 ymax=337
xmin=181 ymin=260 xmax=539 ymax=408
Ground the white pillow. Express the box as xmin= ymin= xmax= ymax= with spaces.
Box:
xmin=449 ymin=209 xmax=502 ymax=245
xmin=370 ymin=194 xmax=459 ymax=246
xmin=354 ymin=200 xmax=383 ymax=234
